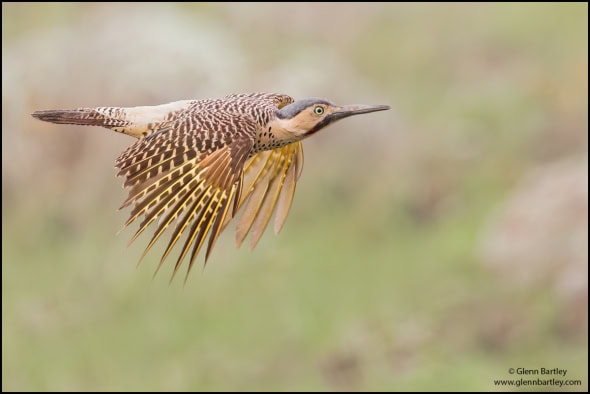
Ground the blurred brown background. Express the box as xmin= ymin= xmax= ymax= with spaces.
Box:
xmin=2 ymin=3 xmax=587 ymax=391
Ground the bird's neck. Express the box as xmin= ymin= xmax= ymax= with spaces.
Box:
xmin=265 ymin=117 xmax=308 ymax=141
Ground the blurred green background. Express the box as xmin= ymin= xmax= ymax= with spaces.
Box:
xmin=2 ymin=3 xmax=587 ymax=391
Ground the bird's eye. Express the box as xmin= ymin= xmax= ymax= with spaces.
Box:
xmin=313 ymin=106 xmax=324 ymax=115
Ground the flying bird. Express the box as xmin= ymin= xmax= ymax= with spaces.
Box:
xmin=32 ymin=93 xmax=389 ymax=280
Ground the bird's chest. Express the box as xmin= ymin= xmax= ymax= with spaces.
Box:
xmin=251 ymin=125 xmax=298 ymax=154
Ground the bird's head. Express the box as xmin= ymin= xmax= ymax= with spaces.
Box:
xmin=270 ymin=98 xmax=389 ymax=140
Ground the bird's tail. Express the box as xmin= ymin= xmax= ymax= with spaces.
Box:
xmin=32 ymin=100 xmax=195 ymax=138
xmin=32 ymin=108 xmax=128 ymax=127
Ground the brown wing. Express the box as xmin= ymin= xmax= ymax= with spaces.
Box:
xmin=115 ymin=112 xmax=255 ymax=282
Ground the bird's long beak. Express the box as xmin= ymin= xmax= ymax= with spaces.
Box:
xmin=329 ymin=104 xmax=390 ymax=123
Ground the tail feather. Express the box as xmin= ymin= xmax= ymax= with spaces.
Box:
xmin=32 ymin=108 xmax=122 ymax=127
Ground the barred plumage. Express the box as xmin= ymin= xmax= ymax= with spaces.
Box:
xmin=32 ymin=92 xmax=389 ymax=281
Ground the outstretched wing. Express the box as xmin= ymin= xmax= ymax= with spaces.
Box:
xmin=231 ymin=141 xmax=304 ymax=250
xmin=115 ymin=111 xmax=255 ymax=282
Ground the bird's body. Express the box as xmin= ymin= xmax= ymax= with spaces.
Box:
xmin=33 ymin=92 xmax=389 ymax=281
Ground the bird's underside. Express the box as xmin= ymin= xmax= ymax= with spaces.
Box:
xmin=32 ymin=92 xmax=389 ymax=281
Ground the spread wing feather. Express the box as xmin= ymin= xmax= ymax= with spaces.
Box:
xmin=115 ymin=112 xmax=254 ymax=281
xmin=233 ymin=142 xmax=304 ymax=249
